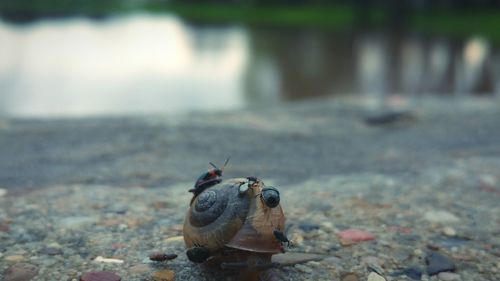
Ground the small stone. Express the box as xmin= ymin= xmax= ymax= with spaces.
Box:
xmin=4 ymin=263 xmax=38 ymax=281
xmin=80 ymin=271 xmax=121 ymax=281
xmin=478 ymin=174 xmax=496 ymax=187
xmin=337 ymin=229 xmax=376 ymax=245
xmin=341 ymin=272 xmax=358 ymax=281
xmin=39 ymin=247 xmax=63 ymax=256
xmin=362 ymin=256 xmax=384 ymax=266
xmin=397 ymin=267 xmax=423 ymax=280
xmin=298 ymin=222 xmax=320 ymax=232
xmin=129 ymin=264 xmax=150 ymax=275
xmin=0 ymin=221 xmax=10 ymax=232
xmin=0 ymin=188 xmax=7 ymax=197
xmin=153 ymin=269 xmax=175 ymax=281
xmin=423 ymin=211 xmax=460 ymax=224
xmin=442 ymin=227 xmax=456 ymax=237
xmin=163 ymin=236 xmax=184 ymax=245
xmin=426 ymin=251 xmax=456 ymax=275
xmin=367 ymin=263 xmax=384 ymax=275
xmin=438 ymin=272 xmax=461 ymax=281
xmin=93 ymin=256 xmax=124 ymax=264
xmin=295 ymin=264 xmax=313 ymax=274
xmin=291 ymin=232 xmax=304 ymax=246
xmin=149 ymin=252 xmax=177 ymax=262
xmin=367 ymin=272 xmax=386 ymax=281
xmin=4 ymin=255 xmax=25 ymax=262
xmin=60 ymin=216 xmax=99 ymax=229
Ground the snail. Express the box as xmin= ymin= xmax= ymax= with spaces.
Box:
xmin=183 ymin=176 xmax=287 ymax=281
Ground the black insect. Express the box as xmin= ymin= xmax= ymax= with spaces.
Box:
xmin=246 ymin=176 xmax=259 ymax=184
xmin=273 ymin=229 xmax=291 ymax=248
xmin=189 ymin=157 xmax=230 ymax=197
xmin=186 ymin=244 xmax=211 ymax=263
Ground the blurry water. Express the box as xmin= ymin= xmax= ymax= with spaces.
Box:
xmin=0 ymin=14 xmax=499 ymax=117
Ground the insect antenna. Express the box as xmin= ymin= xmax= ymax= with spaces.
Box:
xmin=221 ymin=156 xmax=231 ymax=172
xmin=209 ymin=162 xmax=218 ymax=169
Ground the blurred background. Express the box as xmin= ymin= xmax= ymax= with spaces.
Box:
xmin=1 ymin=0 xmax=500 ymax=117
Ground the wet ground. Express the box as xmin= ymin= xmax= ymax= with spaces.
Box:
xmin=0 ymin=97 xmax=499 ymax=280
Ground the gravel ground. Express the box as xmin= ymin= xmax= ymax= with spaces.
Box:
xmin=0 ymin=97 xmax=499 ymax=281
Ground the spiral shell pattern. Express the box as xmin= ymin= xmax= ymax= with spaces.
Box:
xmin=184 ymin=179 xmax=250 ymax=253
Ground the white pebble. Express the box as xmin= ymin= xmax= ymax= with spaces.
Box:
xmin=438 ymin=272 xmax=461 ymax=281
xmin=442 ymin=226 xmax=456 ymax=236
xmin=423 ymin=210 xmax=460 ymax=223
xmin=93 ymin=256 xmax=124 ymax=264
xmin=367 ymin=272 xmax=386 ymax=281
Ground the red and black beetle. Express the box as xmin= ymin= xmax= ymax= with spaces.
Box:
xmin=189 ymin=157 xmax=230 ymax=198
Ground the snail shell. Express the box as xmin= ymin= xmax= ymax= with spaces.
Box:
xmin=183 ymin=178 xmax=285 ymax=255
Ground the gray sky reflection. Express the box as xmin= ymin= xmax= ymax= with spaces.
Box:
xmin=0 ymin=14 xmax=247 ymax=117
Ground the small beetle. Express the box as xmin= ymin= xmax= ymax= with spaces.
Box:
xmin=189 ymin=157 xmax=230 ymax=198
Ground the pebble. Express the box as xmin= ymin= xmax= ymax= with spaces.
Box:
xmin=426 ymin=251 xmax=456 ymax=275
xmin=423 ymin=211 xmax=460 ymax=224
xmin=153 ymin=269 xmax=175 ymax=281
xmin=4 ymin=255 xmax=25 ymax=262
xmin=39 ymin=247 xmax=63 ymax=255
xmin=4 ymin=263 xmax=39 ymax=281
xmin=272 ymin=252 xmax=328 ymax=266
xmin=163 ymin=236 xmax=184 ymax=245
xmin=93 ymin=256 xmax=124 ymax=264
xmin=341 ymin=272 xmax=358 ymax=281
xmin=0 ymin=188 xmax=7 ymax=197
xmin=438 ymin=272 xmax=461 ymax=281
xmin=80 ymin=271 xmax=121 ymax=281
xmin=60 ymin=216 xmax=100 ymax=229
xmin=442 ymin=227 xmax=457 ymax=237
xmin=299 ymin=222 xmax=320 ymax=232
xmin=291 ymin=232 xmax=304 ymax=245
xmin=337 ymin=229 xmax=376 ymax=245
xmin=295 ymin=264 xmax=313 ymax=274
xmin=397 ymin=267 xmax=423 ymax=280
xmin=414 ymin=249 xmax=424 ymax=257
xmin=478 ymin=174 xmax=496 ymax=187
xmin=362 ymin=256 xmax=384 ymax=266
xmin=367 ymin=272 xmax=386 ymax=281
xmin=128 ymin=264 xmax=150 ymax=275
xmin=367 ymin=263 xmax=384 ymax=275
xmin=149 ymin=252 xmax=178 ymax=262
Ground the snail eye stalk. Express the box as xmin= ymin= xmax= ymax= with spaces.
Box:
xmin=261 ymin=187 xmax=280 ymax=208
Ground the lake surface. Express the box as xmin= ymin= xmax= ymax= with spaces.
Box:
xmin=0 ymin=13 xmax=499 ymax=117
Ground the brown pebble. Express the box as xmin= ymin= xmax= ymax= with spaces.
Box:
xmin=39 ymin=247 xmax=63 ymax=255
xmin=128 ymin=264 xmax=150 ymax=275
xmin=341 ymin=272 xmax=358 ymax=281
xmin=4 ymin=255 xmax=25 ymax=262
xmin=4 ymin=263 xmax=39 ymax=281
xmin=80 ymin=271 xmax=121 ymax=281
xmin=154 ymin=269 xmax=175 ymax=281
xmin=149 ymin=252 xmax=178 ymax=262
xmin=427 ymin=243 xmax=440 ymax=251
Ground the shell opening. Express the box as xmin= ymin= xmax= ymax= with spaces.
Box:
xmin=261 ymin=187 xmax=280 ymax=208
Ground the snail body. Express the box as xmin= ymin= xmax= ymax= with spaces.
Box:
xmin=183 ymin=177 xmax=286 ymax=280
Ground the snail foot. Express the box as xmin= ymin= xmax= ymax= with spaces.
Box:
xmin=221 ymin=261 xmax=280 ymax=271
xmin=220 ymin=261 xmax=248 ymax=270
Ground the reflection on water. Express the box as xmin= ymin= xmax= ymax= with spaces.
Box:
xmin=0 ymin=14 xmax=499 ymax=117
xmin=0 ymin=14 xmax=248 ymax=116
